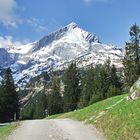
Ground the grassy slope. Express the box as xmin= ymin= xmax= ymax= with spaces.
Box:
xmin=0 ymin=123 xmax=19 ymax=140
xmin=48 ymin=94 xmax=140 ymax=140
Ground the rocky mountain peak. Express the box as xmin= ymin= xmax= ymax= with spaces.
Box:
xmin=0 ymin=22 xmax=123 ymax=86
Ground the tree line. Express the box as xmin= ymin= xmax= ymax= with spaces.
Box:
xmin=48 ymin=59 xmax=122 ymax=113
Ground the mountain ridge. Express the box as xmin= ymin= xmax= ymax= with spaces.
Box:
xmin=0 ymin=22 xmax=123 ymax=86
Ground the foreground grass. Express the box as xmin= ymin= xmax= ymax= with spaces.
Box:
xmin=0 ymin=123 xmax=19 ymax=140
xmin=48 ymin=94 xmax=140 ymax=140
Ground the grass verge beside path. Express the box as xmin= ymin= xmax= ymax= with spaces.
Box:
xmin=0 ymin=122 xmax=19 ymax=140
xmin=48 ymin=94 xmax=140 ymax=140
xmin=47 ymin=113 xmax=64 ymax=119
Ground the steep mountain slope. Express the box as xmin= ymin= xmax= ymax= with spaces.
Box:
xmin=0 ymin=22 xmax=123 ymax=86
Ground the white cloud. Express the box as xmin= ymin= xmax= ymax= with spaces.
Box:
xmin=0 ymin=35 xmax=24 ymax=48
xmin=0 ymin=0 xmax=20 ymax=28
xmin=0 ymin=0 xmax=55 ymax=32
xmin=26 ymin=17 xmax=47 ymax=32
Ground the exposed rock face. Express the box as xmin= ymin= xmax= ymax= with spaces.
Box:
xmin=0 ymin=48 xmax=15 ymax=67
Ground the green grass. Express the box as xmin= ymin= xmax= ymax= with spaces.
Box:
xmin=0 ymin=123 xmax=19 ymax=140
xmin=48 ymin=94 xmax=140 ymax=140
xmin=47 ymin=113 xmax=64 ymax=119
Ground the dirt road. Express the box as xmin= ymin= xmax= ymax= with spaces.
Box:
xmin=7 ymin=119 xmax=104 ymax=140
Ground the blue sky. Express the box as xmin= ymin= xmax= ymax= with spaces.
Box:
xmin=0 ymin=0 xmax=140 ymax=47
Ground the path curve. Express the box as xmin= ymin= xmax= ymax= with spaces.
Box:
xmin=7 ymin=119 xmax=105 ymax=140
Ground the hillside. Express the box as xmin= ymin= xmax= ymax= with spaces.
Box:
xmin=48 ymin=94 xmax=140 ymax=140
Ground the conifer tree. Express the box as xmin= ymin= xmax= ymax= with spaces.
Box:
xmin=79 ymin=66 xmax=95 ymax=108
xmin=123 ymin=24 xmax=140 ymax=90
xmin=99 ymin=64 xmax=109 ymax=99
xmin=47 ymin=76 xmax=63 ymax=115
xmin=0 ymin=68 xmax=19 ymax=122
xmin=32 ymin=92 xmax=46 ymax=119
xmin=110 ymin=65 xmax=122 ymax=88
xmin=107 ymin=64 xmax=122 ymax=97
xmin=63 ymin=62 xmax=81 ymax=112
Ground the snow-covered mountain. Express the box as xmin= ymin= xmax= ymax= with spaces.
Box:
xmin=0 ymin=22 xmax=123 ymax=86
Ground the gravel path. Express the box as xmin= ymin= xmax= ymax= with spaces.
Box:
xmin=7 ymin=119 xmax=105 ymax=140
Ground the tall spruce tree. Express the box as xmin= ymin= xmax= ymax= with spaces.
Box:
xmin=0 ymin=68 xmax=19 ymax=122
xmin=123 ymin=24 xmax=140 ymax=90
xmin=63 ymin=62 xmax=81 ymax=112
xmin=110 ymin=65 xmax=122 ymax=88
xmin=79 ymin=65 xmax=95 ymax=108
xmin=32 ymin=92 xmax=46 ymax=119
xmin=107 ymin=64 xmax=122 ymax=97
xmin=47 ymin=76 xmax=63 ymax=115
